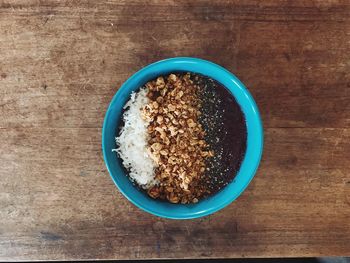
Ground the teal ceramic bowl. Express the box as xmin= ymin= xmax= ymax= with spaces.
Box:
xmin=102 ymin=57 xmax=263 ymax=219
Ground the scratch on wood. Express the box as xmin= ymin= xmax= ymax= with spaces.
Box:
xmin=329 ymin=129 xmax=346 ymax=164
xmin=156 ymin=240 xmax=161 ymax=256
xmin=43 ymin=14 xmax=54 ymax=25
xmin=184 ymin=225 xmax=190 ymax=236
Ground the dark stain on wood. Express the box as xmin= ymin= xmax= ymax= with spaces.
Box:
xmin=278 ymin=155 xmax=298 ymax=167
xmin=80 ymin=171 xmax=87 ymax=177
xmin=40 ymin=232 xmax=63 ymax=241
xmin=283 ymin=52 xmax=291 ymax=62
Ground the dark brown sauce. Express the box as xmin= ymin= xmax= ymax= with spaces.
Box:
xmin=192 ymin=74 xmax=247 ymax=195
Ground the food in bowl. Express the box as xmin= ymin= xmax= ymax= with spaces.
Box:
xmin=114 ymin=73 xmax=247 ymax=204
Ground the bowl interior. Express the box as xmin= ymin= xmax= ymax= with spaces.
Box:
xmin=102 ymin=57 xmax=263 ymax=219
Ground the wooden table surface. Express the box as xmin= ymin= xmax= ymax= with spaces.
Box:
xmin=1 ymin=0 xmax=350 ymax=261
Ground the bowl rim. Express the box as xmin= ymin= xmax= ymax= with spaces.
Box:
xmin=102 ymin=57 xmax=264 ymax=219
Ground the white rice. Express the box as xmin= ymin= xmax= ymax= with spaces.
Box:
xmin=114 ymin=88 xmax=157 ymax=188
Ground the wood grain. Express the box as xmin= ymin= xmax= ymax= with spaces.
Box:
xmin=0 ymin=0 xmax=349 ymax=260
